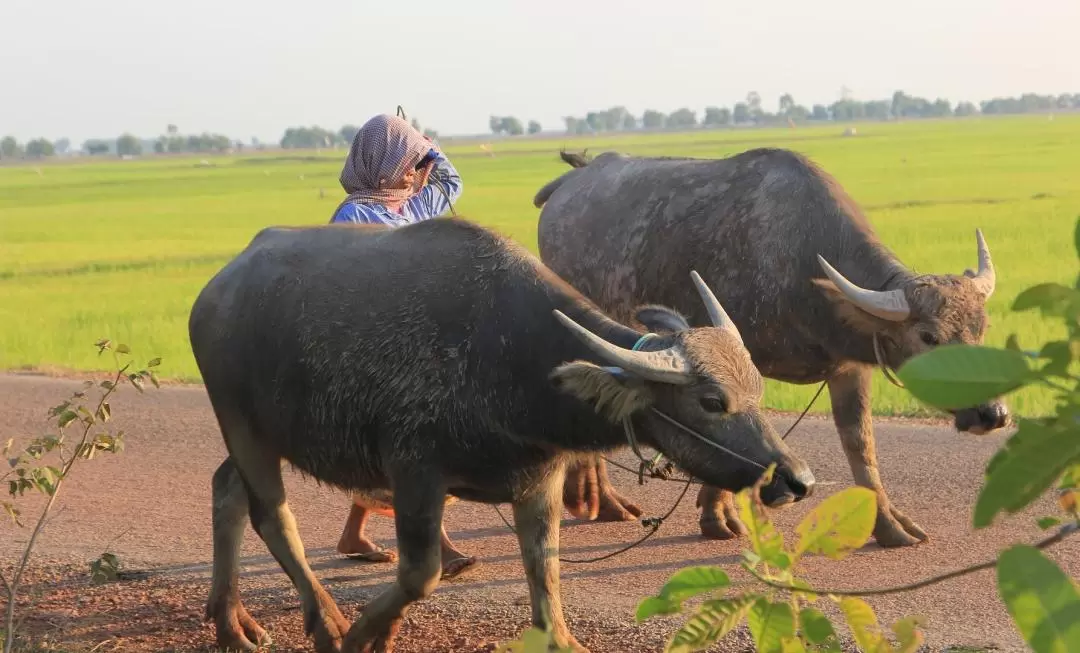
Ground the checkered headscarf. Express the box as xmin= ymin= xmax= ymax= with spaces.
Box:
xmin=337 ymin=114 xmax=435 ymax=213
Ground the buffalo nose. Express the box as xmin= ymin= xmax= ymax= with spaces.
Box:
xmin=979 ymin=403 xmax=1010 ymax=430
xmin=785 ymin=467 xmax=816 ymax=499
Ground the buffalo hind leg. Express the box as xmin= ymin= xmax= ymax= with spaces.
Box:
xmin=696 ymin=486 xmax=747 ymax=540
xmin=342 ymin=471 xmax=446 ymax=653
xmin=223 ymin=418 xmax=351 ymax=653
xmin=515 ymin=469 xmax=587 ymax=652
xmin=562 ymin=456 xmax=642 ymax=522
xmin=206 ymin=457 xmax=270 ymax=652
xmin=830 ymin=365 xmax=928 ymax=547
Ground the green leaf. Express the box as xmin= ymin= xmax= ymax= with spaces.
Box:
xmin=735 ymin=488 xmax=787 ymax=568
xmin=1013 ymin=283 xmax=1080 ymax=318
xmin=975 ymin=419 xmax=1080 ymax=528
xmin=779 ymin=637 xmax=806 ymax=653
xmin=794 ymin=486 xmax=877 ymax=560
xmin=748 ymin=599 xmax=795 ymax=653
xmin=891 ymin=616 xmax=926 ymax=653
xmin=667 ymin=595 xmax=758 ymax=653
xmin=839 ymin=597 xmax=884 ymax=653
xmin=658 ymin=566 xmax=730 ymax=603
xmin=147 ymin=357 xmax=161 ymax=368
xmin=896 ymin=344 xmax=1033 ymax=410
xmin=997 ymin=544 xmax=1080 ymax=653
xmin=636 ymin=597 xmax=679 ymax=622
xmin=1038 ymin=341 xmax=1074 ymax=377
xmin=1005 ymin=334 xmax=1022 ymax=352
xmin=1074 ymin=216 xmax=1080 ymax=263
xmin=2 ymin=500 xmax=21 ymax=526
xmin=799 ymin=607 xmax=836 ymax=645
xmin=58 ymin=410 xmax=79 ymax=429
xmin=115 ymin=344 xmax=131 ymax=355
xmin=1039 ymin=517 xmax=1063 ymax=530
xmin=96 ymin=401 xmax=111 ymax=423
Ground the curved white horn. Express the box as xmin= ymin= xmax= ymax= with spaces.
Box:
xmin=971 ymin=229 xmax=996 ymax=299
xmin=817 ymin=255 xmax=911 ymax=322
xmin=553 ymin=310 xmax=693 ymax=385
xmin=689 ymin=271 xmax=743 ymax=345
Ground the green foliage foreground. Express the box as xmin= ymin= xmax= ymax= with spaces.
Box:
xmin=501 ymin=219 xmax=1080 ymax=652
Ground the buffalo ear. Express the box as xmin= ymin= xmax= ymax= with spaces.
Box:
xmin=635 ymin=305 xmax=691 ymax=334
xmin=550 ymin=361 xmax=653 ymax=422
xmin=812 ymin=278 xmax=895 ymax=335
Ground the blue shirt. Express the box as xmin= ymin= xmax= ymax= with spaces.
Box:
xmin=329 ymin=149 xmax=463 ymax=227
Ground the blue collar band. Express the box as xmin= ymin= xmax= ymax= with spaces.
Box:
xmin=632 ymin=333 xmax=659 ymax=351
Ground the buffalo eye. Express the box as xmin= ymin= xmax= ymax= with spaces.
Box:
xmin=699 ymin=395 xmax=728 ymax=414
xmin=920 ymin=332 xmax=940 ymax=346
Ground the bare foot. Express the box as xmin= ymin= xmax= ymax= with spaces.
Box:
xmin=439 ymin=526 xmax=479 ymax=580
xmin=338 ymin=534 xmax=398 ymax=563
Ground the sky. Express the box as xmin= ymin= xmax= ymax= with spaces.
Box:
xmin=1 ymin=0 xmax=1077 ymax=144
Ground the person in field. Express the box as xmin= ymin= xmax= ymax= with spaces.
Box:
xmin=329 ymin=114 xmax=475 ymax=578
xmin=330 ymin=113 xmax=462 ymax=225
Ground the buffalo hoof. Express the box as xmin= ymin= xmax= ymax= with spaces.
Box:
xmin=873 ymin=505 xmax=929 ymax=548
xmin=312 ymin=612 xmax=353 ymax=653
xmin=341 ymin=615 xmax=403 ymax=653
xmin=562 ymin=459 xmax=642 ymax=522
xmin=699 ymin=515 xmax=747 ymax=540
xmin=210 ymin=599 xmax=270 ymax=652
xmin=441 ymin=556 xmax=480 ymax=580
xmin=595 ymin=486 xmax=644 ymax=522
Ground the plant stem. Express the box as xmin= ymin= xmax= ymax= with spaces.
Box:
xmin=746 ymin=523 xmax=1076 ymax=598
xmin=2 ymin=368 xmax=123 ymax=653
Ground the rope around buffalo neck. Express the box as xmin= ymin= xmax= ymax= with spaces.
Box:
xmin=873 ymin=332 xmax=905 ymax=388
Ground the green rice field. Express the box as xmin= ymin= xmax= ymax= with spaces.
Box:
xmin=1 ymin=115 xmax=1077 ymax=417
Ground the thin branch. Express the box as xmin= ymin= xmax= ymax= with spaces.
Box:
xmin=3 ymin=367 xmax=124 ymax=652
xmin=747 ymin=523 xmax=1076 ymax=597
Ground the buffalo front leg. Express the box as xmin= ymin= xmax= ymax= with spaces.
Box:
xmin=829 ymin=365 xmax=928 ymax=547
xmin=515 ymin=471 xmax=587 ymax=652
xmin=342 ymin=473 xmax=447 ymax=653
xmin=695 ymin=486 xmax=747 ymax=540
xmin=205 ymin=457 xmax=270 ymax=652
xmin=562 ymin=456 xmax=642 ymax=522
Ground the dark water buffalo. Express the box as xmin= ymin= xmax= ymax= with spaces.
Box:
xmin=189 ymin=218 xmax=814 ymax=653
xmin=535 ymin=148 xmax=1007 ymax=548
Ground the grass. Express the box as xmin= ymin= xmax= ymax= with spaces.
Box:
xmin=1 ymin=115 xmax=1078 ymax=418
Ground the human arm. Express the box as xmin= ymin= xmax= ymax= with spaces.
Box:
xmin=402 ymin=148 xmax=463 ymax=220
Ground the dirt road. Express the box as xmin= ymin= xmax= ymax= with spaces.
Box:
xmin=1 ymin=373 xmax=1073 ymax=652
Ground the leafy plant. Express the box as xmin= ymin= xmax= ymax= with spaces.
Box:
xmin=1 ymin=341 xmax=160 ymax=653
xmin=635 ymin=468 xmax=923 ymax=652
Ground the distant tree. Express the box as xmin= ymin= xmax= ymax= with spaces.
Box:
xmin=864 ymin=100 xmax=891 ymax=120
xmin=83 ymin=140 xmax=110 ymax=155
xmin=167 ymin=124 xmax=178 ymax=135
xmin=563 ymin=116 xmax=580 ymax=134
xmin=501 ymin=116 xmax=525 ymax=136
xmin=747 ymin=91 xmax=763 ymax=121
xmin=955 ymin=101 xmax=978 ymax=117
xmin=811 ymin=104 xmax=830 ymax=121
xmin=116 ymin=133 xmax=142 ymax=156
xmin=932 ymin=98 xmax=953 ymax=117
xmin=154 ymin=138 xmax=166 ymax=154
xmin=622 ymin=113 xmax=638 ymax=130
xmin=585 ymin=111 xmax=605 ymax=133
xmin=423 ymin=128 xmax=439 ymax=140
xmin=732 ymin=102 xmax=751 ymax=124
xmin=703 ymin=106 xmax=731 ymax=127
xmin=53 ymin=138 xmax=71 ymax=155
xmin=665 ymin=108 xmax=697 ymax=129
xmin=0 ymin=136 xmax=19 ymax=159
xmin=641 ymin=110 xmax=665 ymax=129
xmin=339 ymin=125 xmax=360 ymax=145
xmin=280 ymin=126 xmax=336 ymax=149
xmin=488 ymin=116 xmax=503 ymax=135
xmin=25 ymin=138 xmax=55 ymax=158
xmin=778 ymin=94 xmax=795 ymax=116
xmin=411 ymin=118 xmax=422 ymax=132
xmin=527 ymin=120 xmax=542 ymax=135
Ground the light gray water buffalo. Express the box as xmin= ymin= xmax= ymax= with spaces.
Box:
xmin=535 ymin=148 xmax=1007 ymax=548
xmin=189 ymin=217 xmax=815 ymax=653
